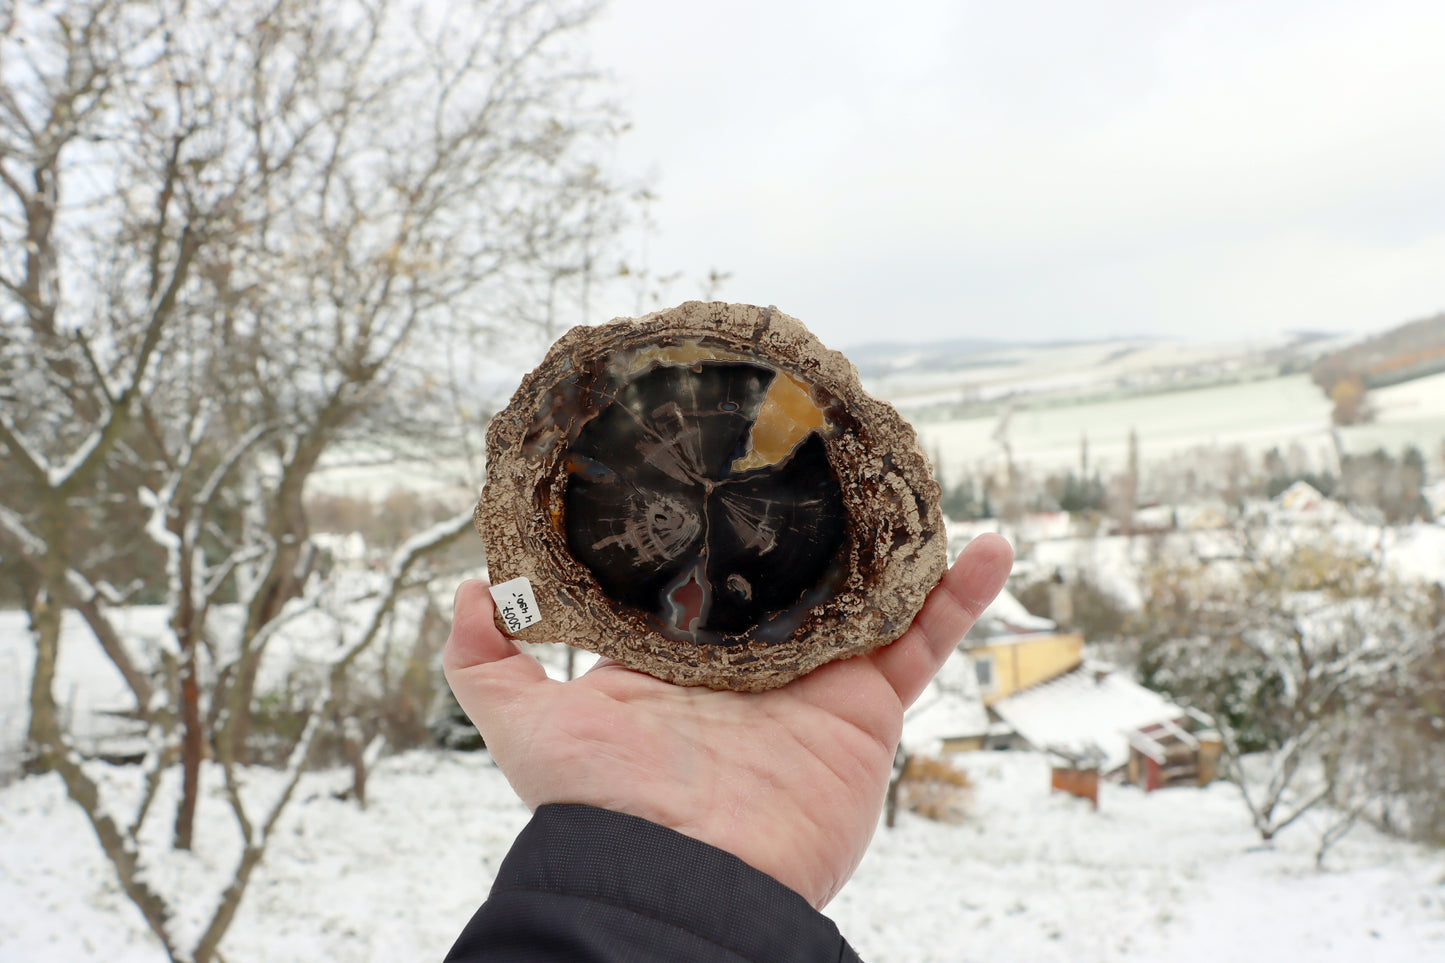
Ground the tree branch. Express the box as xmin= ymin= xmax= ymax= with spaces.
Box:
xmin=45 ymin=745 xmax=177 ymax=959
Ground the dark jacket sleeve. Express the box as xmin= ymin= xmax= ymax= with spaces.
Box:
xmin=444 ymin=803 xmax=863 ymax=962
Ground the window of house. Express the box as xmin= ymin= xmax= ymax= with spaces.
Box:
xmin=973 ymin=655 xmax=996 ymax=694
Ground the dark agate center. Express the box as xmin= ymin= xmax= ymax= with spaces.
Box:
xmin=562 ymin=361 xmax=847 ymax=644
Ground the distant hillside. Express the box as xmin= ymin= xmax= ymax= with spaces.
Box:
xmin=1312 ymin=311 xmax=1445 ymax=391
xmin=843 ymin=338 xmax=1021 ymax=377
xmin=841 ymin=336 xmax=1180 ymax=378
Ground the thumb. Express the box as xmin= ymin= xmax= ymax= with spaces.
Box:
xmin=443 ymin=579 xmax=549 ymax=688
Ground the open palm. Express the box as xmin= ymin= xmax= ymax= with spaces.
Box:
xmin=444 ymin=534 xmax=1013 ymax=909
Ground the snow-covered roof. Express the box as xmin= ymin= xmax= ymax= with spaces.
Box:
xmin=902 ymin=648 xmax=990 ymax=750
xmin=989 ymin=663 xmax=1185 ymax=772
xmin=972 ymin=587 xmax=1056 ymax=639
xmin=1275 ymin=479 xmax=1324 ymax=508
xmin=1262 ymin=481 xmax=1350 ymax=525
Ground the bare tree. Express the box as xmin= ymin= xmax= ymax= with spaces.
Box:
xmin=1 ymin=1 xmax=627 ymax=960
xmin=1134 ymin=531 xmax=1436 ymax=849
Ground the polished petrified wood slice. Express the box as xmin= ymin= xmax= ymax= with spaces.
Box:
xmin=475 ymin=301 xmax=946 ymax=691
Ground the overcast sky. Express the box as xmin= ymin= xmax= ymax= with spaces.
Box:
xmin=582 ymin=0 xmax=1445 ymax=350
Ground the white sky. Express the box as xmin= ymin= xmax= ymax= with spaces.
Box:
xmin=583 ymin=0 xmax=1445 ymax=349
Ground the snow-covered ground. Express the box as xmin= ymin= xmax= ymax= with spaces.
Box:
xmin=1 ymin=749 xmax=1441 ymax=962
xmin=838 ymin=751 xmax=1445 ymax=962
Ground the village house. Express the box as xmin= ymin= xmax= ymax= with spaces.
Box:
xmin=1270 ymin=479 xmax=1350 ymax=525
xmin=903 ymin=586 xmax=1222 ymax=805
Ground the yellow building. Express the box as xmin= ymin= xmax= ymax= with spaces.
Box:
xmin=967 ymin=631 xmax=1085 ymax=707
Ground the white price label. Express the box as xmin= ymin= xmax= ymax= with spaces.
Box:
xmin=489 ymin=577 xmax=542 ymax=634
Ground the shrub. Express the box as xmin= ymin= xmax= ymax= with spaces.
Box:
xmin=894 ymin=754 xmax=972 ymax=824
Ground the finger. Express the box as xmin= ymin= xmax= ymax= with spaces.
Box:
xmin=442 ymin=581 xmax=555 ymax=765
xmin=871 ymin=533 xmax=1013 ymax=708
xmin=442 ymin=579 xmax=547 ymax=687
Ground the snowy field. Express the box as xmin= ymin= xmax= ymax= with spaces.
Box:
xmin=1 ymin=749 xmax=1441 ymax=962
xmin=857 ymin=336 xmax=1314 ymax=412
xmin=916 ymin=373 xmax=1333 ymax=479
xmin=912 ymin=371 xmax=1445 ymax=480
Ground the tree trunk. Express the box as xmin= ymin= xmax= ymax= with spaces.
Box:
xmin=24 ymin=592 xmax=63 ymax=770
xmin=25 ymin=508 xmax=68 ymax=770
xmin=174 ymin=526 xmax=203 ymax=851
xmin=175 ymin=647 xmax=203 ymax=850
xmin=223 ymin=444 xmax=317 ymax=764
xmin=884 ymin=751 xmax=910 ymax=829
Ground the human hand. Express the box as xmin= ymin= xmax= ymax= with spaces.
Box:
xmin=443 ymin=533 xmax=1013 ymax=909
